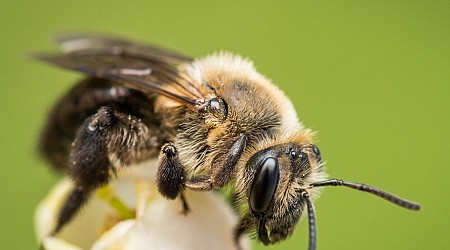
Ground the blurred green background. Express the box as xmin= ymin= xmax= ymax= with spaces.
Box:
xmin=0 ymin=1 xmax=448 ymax=249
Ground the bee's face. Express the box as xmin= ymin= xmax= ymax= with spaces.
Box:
xmin=245 ymin=142 xmax=323 ymax=244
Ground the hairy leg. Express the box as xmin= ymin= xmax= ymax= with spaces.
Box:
xmin=183 ymin=133 xmax=247 ymax=190
xmin=53 ymin=106 xmax=159 ymax=235
xmin=156 ymin=143 xmax=190 ymax=213
xmin=39 ymin=78 xmax=160 ymax=171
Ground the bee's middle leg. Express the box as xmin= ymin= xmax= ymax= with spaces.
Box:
xmin=157 ymin=143 xmax=190 ymax=213
xmin=156 ymin=143 xmax=214 ymax=200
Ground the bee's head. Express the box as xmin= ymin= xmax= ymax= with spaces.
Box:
xmin=240 ymin=140 xmax=325 ymax=244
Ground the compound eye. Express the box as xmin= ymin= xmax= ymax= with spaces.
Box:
xmin=249 ymin=157 xmax=280 ymax=214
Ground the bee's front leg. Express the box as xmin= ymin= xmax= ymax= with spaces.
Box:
xmin=157 ymin=134 xmax=247 ymax=213
xmin=186 ymin=133 xmax=247 ymax=190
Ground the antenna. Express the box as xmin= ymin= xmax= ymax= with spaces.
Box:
xmin=302 ymin=191 xmax=317 ymax=250
xmin=310 ymin=178 xmax=421 ymax=210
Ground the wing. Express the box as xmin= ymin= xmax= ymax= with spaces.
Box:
xmin=33 ymin=34 xmax=211 ymax=110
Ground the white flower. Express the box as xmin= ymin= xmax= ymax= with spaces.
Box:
xmin=35 ymin=161 xmax=251 ymax=250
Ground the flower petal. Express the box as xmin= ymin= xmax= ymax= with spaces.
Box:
xmin=36 ymin=163 xmax=251 ymax=250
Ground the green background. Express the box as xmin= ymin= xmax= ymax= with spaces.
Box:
xmin=1 ymin=1 xmax=448 ymax=249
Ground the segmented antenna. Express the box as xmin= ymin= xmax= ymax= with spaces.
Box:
xmin=310 ymin=178 xmax=421 ymax=210
xmin=302 ymin=191 xmax=317 ymax=250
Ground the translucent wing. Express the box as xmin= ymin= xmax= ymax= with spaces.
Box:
xmin=34 ymin=34 xmax=210 ymax=109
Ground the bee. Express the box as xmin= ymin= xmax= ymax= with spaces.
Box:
xmin=35 ymin=34 xmax=420 ymax=249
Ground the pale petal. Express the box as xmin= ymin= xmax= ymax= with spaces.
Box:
xmin=41 ymin=237 xmax=83 ymax=250
xmin=36 ymin=163 xmax=250 ymax=250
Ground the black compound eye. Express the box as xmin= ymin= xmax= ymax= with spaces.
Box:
xmin=249 ymin=157 xmax=280 ymax=214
